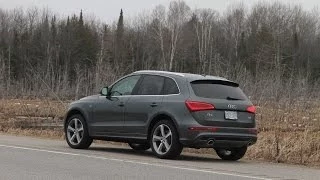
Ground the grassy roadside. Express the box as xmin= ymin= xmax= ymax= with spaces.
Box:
xmin=2 ymin=128 xmax=64 ymax=139
xmin=0 ymin=99 xmax=319 ymax=166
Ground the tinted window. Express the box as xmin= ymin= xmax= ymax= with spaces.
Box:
xmin=111 ymin=75 xmax=141 ymax=96
xmin=137 ymin=75 xmax=165 ymax=95
xmin=163 ymin=78 xmax=179 ymax=95
xmin=191 ymin=80 xmax=247 ymax=100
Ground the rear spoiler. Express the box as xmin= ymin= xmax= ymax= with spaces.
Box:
xmin=190 ymin=80 xmax=239 ymax=87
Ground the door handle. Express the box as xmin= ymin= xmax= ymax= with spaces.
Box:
xmin=118 ymin=102 xmax=125 ymax=107
xmin=150 ymin=103 xmax=158 ymax=107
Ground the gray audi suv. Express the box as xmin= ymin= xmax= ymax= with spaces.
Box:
xmin=64 ymin=70 xmax=257 ymax=160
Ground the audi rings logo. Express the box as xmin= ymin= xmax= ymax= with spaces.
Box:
xmin=228 ymin=104 xmax=237 ymax=109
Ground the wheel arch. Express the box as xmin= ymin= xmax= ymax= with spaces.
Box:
xmin=147 ymin=112 xmax=179 ymax=141
xmin=64 ymin=107 xmax=89 ymax=129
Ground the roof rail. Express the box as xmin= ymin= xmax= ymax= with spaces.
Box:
xmin=134 ymin=70 xmax=185 ymax=77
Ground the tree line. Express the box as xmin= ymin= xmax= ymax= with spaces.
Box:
xmin=0 ymin=1 xmax=319 ymax=101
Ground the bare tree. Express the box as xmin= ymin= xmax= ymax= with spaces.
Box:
xmin=194 ymin=9 xmax=217 ymax=74
xmin=0 ymin=1 xmax=319 ymax=101
xmin=167 ymin=0 xmax=190 ymax=70
xmin=152 ymin=5 xmax=167 ymax=70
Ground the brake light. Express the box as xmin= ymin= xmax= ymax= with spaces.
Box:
xmin=185 ymin=101 xmax=215 ymax=112
xmin=247 ymin=105 xmax=256 ymax=114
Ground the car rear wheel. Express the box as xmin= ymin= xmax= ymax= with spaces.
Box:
xmin=150 ymin=120 xmax=183 ymax=159
xmin=128 ymin=143 xmax=150 ymax=151
xmin=215 ymin=146 xmax=247 ymax=161
xmin=65 ymin=114 xmax=93 ymax=149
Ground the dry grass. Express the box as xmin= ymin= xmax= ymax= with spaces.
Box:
xmin=0 ymin=99 xmax=67 ymax=130
xmin=0 ymin=99 xmax=67 ymax=118
xmin=2 ymin=128 xmax=64 ymax=139
xmin=0 ymin=98 xmax=319 ymax=166
xmin=251 ymin=100 xmax=320 ymax=166
xmin=256 ymin=100 xmax=320 ymax=132
xmin=246 ymin=131 xmax=320 ymax=166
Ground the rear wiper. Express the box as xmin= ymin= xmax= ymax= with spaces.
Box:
xmin=226 ymin=96 xmax=243 ymax=101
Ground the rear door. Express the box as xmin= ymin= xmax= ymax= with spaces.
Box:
xmin=188 ymin=80 xmax=255 ymax=128
xmin=123 ymin=75 xmax=165 ymax=137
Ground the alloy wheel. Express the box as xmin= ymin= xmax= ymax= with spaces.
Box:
xmin=67 ymin=118 xmax=84 ymax=145
xmin=152 ymin=124 xmax=172 ymax=155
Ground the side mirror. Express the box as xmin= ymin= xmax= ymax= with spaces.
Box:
xmin=100 ymin=87 xmax=109 ymax=96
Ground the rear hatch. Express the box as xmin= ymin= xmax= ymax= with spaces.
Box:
xmin=187 ymin=80 xmax=255 ymax=128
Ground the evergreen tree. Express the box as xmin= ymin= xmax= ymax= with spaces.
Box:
xmin=79 ymin=10 xmax=84 ymax=27
xmin=115 ymin=9 xmax=124 ymax=70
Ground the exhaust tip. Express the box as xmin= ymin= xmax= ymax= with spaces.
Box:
xmin=207 ymin=139 xmax=214 ymax=145
xmin=247 ymin=141 xmax=253 ymax=146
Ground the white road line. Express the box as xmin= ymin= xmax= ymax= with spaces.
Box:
xmin=0 ymin=144 xmax=272 ymax=180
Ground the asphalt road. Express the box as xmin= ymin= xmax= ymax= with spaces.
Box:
xmin=0 ymin=135 xmax=319 ymax=180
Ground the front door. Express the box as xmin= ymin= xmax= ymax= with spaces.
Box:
xmin=92 ymin=75 xmax=141 ymax=136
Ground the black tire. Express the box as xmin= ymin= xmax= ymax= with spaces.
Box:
xmin=150 ymin=120 xmax=183 ymax=159
xmin=65 ymin=114 xmax=93 ymax=149
xmin=128 ymin=143 xmax=150 ymax=151
xmin=215 ymin=146 xmax=247 ymax=161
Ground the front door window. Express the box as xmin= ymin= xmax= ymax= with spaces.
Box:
xmin=110 ymin=75 xmax=141 ymax=96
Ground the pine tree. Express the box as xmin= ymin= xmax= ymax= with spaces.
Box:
xmin=116 ymin=9 xmax=124 ymax=43
xmin=115 ymin=9 xmax=124 ymax=70
xmin=79 ymin=10 xmax=84 ymax=27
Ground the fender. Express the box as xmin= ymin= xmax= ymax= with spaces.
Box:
xmin=64 ymin=106 xmax=91 ymax=128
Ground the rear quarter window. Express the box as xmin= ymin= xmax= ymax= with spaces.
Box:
xmin=163 ymin=78 xmax=179 ymax=95
xmin=191 ymin=80 xmax=248 ymax=100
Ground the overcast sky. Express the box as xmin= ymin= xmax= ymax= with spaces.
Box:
xmin=0 ymin=0 xmax=319 ymax=23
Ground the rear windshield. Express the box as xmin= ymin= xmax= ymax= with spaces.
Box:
xmin=191 ymin=80 xmax=248 ymax=100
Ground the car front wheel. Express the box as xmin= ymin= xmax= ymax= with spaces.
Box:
xmin=215 ymin=146 xmax=247 ymax=161
xmin=65 ymin=114 xmax=93 ymax=149
xmin=150 ymin=120 xmax=183 ymax=159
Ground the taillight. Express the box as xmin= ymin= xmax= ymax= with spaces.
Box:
xmin=247 ymin=105 xmax=256 ymax=114
xmin=185 ymin=101 xmax=215 ymax=112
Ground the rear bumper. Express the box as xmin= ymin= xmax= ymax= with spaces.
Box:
xmin=179 ymin=128 xmax=257 ymax=148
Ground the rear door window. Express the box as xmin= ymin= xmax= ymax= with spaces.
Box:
xmin=137 ymin=75 xmax=165 ymax=95
xmin=191 ymin=80 xmax=247 ymax=100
